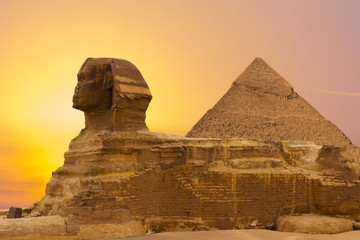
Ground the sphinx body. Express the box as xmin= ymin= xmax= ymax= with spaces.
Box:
xmin=25 ymin=58 xmax=360 ymax=239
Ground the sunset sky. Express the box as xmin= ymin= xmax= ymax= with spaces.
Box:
xmin=0 ymin=0 xmax=359 ymax=209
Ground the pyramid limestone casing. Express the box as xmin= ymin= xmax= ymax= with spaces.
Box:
xmin=186 ymin=58 xmax=352 ymax=147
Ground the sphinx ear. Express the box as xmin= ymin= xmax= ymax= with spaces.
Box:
xmin=103 ymin=71 xmax=113 ymax=89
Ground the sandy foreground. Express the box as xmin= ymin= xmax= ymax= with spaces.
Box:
xmin=1 ymin=214 xmax=360 ymax=239
xmin=111 ymin=230 xmax=360 ymax=240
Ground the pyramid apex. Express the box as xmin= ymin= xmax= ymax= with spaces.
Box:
xmin=254 ymin=57 xmax=266 ymax=62
xmin=235 ymin=58 xmax=294 ymax=97
xmin=249 ymin=57 xmax=269 ymax=66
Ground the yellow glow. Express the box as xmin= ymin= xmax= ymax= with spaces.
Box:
xmin=1 ymin=0 xmax=359 ymax=208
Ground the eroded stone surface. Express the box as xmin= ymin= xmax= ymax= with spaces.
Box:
xmin=2 ymin=58 xmax=360 ymax=239
xmin=29 ymin=130 xmax=360 ymax=236
xmin=235 ymin=58 xmax=294 ymax=98
xmin=276 ymin=214 xmax=354 ymax=234
xmin=30 ymin=58 xmax=360 ymax=238
xmin=0 ymin=216 xmax=145 ymax=240
xmin=0 ymin=216 xmax=68 ymax=237
xmin=73 ymin=58 xmax=152 ymax=131
xmin=186 ymin=58 xmax=353 ymax=148
xmin=186 ymin=57 xmax=360 ymax=186
xmin=7 ymin=207 xmax=22 ymax=219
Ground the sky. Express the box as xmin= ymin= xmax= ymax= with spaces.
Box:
xmin=0 ymin=0 xmax=359 ymax=209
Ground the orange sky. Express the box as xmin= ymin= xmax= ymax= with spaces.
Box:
xmin=0 ymin=0 xmax=360 ymax=208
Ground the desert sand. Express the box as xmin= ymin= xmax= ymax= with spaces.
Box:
xmin=114 ymin=229 xmax=360 ymax=240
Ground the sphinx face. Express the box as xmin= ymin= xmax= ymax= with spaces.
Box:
xmin=73 ymin=63 xmax=112 ymax=112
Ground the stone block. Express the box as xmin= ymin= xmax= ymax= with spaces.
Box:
xmin=353 ymin=222 xmax=360 ymax=230
xmin=7 ymin=207 xmax=22 ymax=219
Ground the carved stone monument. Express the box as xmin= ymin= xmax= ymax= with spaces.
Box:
xmin=187 ymin=58 xmax=351 ymax=146
xmin=2 ymin=57 xmax=360 ymax=239
xmin=73 ymin=58 xmax=152 ymax=131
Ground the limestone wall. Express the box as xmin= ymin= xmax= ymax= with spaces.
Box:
xmin=32 ymin=131 xmax=360 ymax=231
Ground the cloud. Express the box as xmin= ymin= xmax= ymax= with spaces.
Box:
xmin=299 ymin=87 xmax=360 ymax=97
xmin=0 ymin=189 xmax=26 ymax=195
xmin=0 ymin=180 xmax=41 ymax=186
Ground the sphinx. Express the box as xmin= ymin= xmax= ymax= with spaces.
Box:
xmin=20 ymin=58 xmax=360 ymax=238
xmin=73 ymin=58 xmax=152 ymax=131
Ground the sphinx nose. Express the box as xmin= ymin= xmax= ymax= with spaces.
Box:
xmin=75 ymin=84 xmax=80 ymax=93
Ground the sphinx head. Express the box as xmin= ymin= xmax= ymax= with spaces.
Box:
xmin=73 ymin=58 xmax=113 ymax=111
xmin=73 ymin=58 xmax=152 ymax=131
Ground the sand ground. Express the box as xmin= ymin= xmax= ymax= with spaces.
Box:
xmin=111 ymin=229 xmax=360 ymax=240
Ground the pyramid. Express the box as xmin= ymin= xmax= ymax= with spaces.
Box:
xmin=186 ymin=58 xmax=353 ymax=147
xmin=4 ymin=58 xmax=360 ymax=239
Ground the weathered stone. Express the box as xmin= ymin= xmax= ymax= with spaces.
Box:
xmin=28 ymin=58 xmax=360 ymax=234
xmin=7 ymin=207 xmax=22 ymax=219
xmin=0 ymin=216 xmax=144 ymax=239
xmin=2 ymin=57 xmax=359 ymax=239
xmin=265 ymin=222 xmax=276 ymax=230
xmin=0 ymin=216 xmax=67 ymax=237
xmin=0 ymin=210 xmax=8 ymax=219
xmin=186 ymin=58 xmax=359 ymax=153
xmin=73 ymin=57 xmax=151 ymax=132
xmin=353 ymin=222 xmax=360 ymax=230
xmin=276 ymin=214 xmax=354 ymax=234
